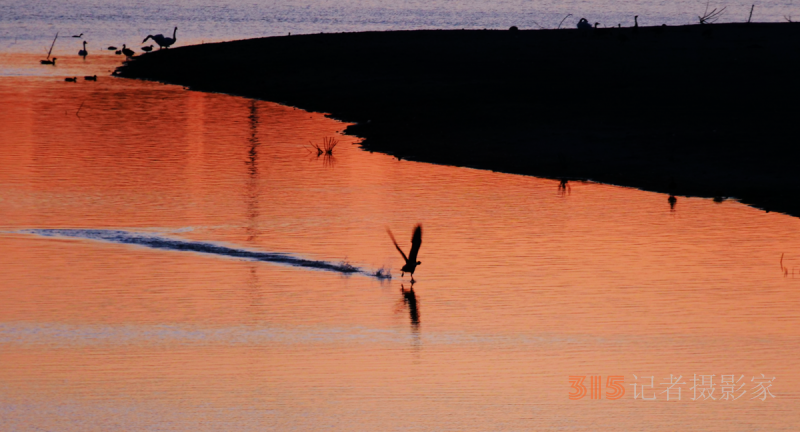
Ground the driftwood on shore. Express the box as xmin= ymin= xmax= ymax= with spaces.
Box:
xmin=117 ymin=23 xmax=800 ymax=216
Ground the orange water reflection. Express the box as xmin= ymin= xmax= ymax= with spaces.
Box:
xmin=2 ymin=64 xmax=800 ymax=430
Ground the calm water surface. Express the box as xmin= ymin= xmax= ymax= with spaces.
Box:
xmin=2 ymin=53 xmax=800 ymax=430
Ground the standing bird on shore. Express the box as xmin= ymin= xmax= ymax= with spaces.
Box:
xmin=141 ymin=45 xmax=154 ymax=53
xmin=387 ymin=224 xmax=423 ymax=282
xmin=78 ymin=41 xmax=88 ymax=58
xmin=577 ymin=18 xmax=592 ymax=30
xmin=121 ymin=44 xmax=135 ymax=58
xmin=633 ymin=15 xmax=639 ymax=34
xmin=143 ymin=27 xmax=177 ymax=50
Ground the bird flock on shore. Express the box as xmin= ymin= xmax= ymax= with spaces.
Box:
xmin=40 ymin=27 xmax=178 ymax=67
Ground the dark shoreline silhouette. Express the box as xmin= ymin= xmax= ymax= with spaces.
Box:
xmin=116 ymin=23 xmax=800 ymax=217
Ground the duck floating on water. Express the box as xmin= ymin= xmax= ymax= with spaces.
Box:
xmin=78 ymin=41 xmax=88 ymax=57
xmin=40 ymin=58 xmax=57 ymax=65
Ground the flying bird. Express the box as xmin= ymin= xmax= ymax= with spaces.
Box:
xmin=387 ymin=224 xmax=423 ymax=282
xmin=143 ymin=27 xmax=177 ymax=50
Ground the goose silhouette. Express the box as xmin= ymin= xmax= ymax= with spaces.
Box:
xmin=121 ymin=44 xmax=135 ymax=58
xmin=78 ymin=41 xmax=88 ymax=57
xmin=387 ymin=224 xmax=423 ymax=281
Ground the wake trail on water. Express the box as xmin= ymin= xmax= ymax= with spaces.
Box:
xmin=18 ymin=229 xmax=391 ymax=279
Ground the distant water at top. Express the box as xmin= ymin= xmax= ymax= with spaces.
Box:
xmin=1 ymin=0 xmax=796 ymax=54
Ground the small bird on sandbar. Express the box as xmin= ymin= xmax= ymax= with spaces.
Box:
xmin=387 ymin=224 xmax=423 ymax=282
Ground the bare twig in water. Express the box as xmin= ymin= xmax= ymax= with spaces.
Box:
xmin=747 ymin=4 xmax=755 ymax=23
xmin=781 ymin=253 xmax=789 ymax=277
xmin=698 ymin=1 xmax=726 ymax=24
xmin=46 ymin=32 xmax=58 ymax=60
xmin=531 ymin=21 xmax=545 ymax=29
xmin=785 ymin=15 xmax=793 ymax=23
xmin=322 ymin=136 xmax=338 ymax=155
xmin=75 ymin=101 xmax=85 ymax=119
xmin=558 ymin=14 xmax=573 ymax=29
xmin=308 ymin=141 xmax=323 ymax=156
xmin=307 ymin=136 xmax=339 ymax=156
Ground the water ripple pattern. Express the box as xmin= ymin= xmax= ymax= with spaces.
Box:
xmin=19 ymin=229 xmax=383 ymax=277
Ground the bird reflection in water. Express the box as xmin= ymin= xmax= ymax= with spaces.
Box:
xmin=557 ymin=179 xmax=571 ymax=196
xmin=668 ymin=195 xmax=677 ymax=211
xmin=400 ymin=283 xmax=420 ymax=328
xmin=396 ymin=283 xmax=421 ymax=352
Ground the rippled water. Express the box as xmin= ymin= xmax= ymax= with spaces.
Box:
xmin=2 ymin=52 xmax=800 ymax=430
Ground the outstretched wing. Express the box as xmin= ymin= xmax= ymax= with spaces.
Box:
xmin=407 ymin=224 xmax=422 ymax=263
xmin=386 ymin=228 xmax=408 ymax=262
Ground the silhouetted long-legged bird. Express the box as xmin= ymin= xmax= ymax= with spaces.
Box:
xmin=387 ymin=224 xmax=423 ymax=282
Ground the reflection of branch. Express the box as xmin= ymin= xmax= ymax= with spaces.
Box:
xmin=781 ymin=253 xmax=789 ymax=277
xmin=558 ymin=14 xmax=573 ymax=29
